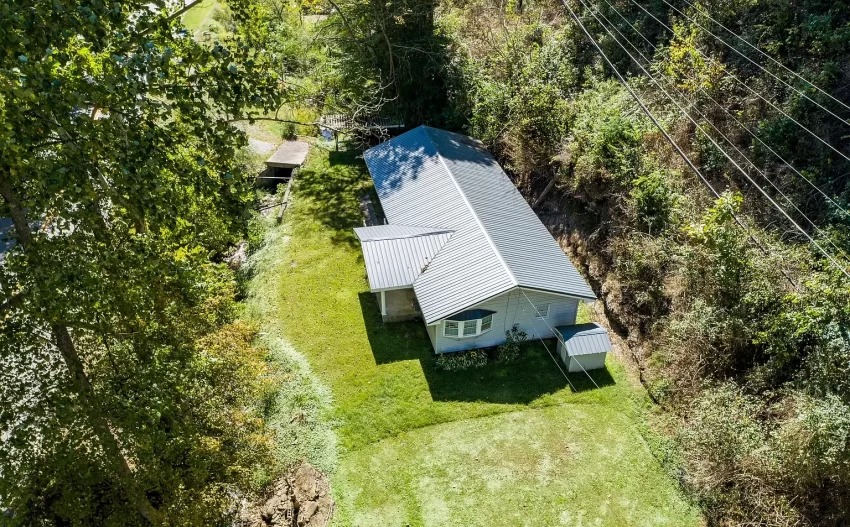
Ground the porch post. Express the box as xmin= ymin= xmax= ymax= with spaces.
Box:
xmin=380 ymin=290 xmax=387 ymax=316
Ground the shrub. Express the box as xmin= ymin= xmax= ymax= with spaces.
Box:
xmin=497 ymin=327 xmax=528 ymax=363
xmin=434 ymin=349 xmax=489 ymax=371
xmin=630 ymin=169 xmax=678 ymax=234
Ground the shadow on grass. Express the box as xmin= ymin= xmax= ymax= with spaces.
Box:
xmin=294 ymin=148 xmax=370 ymax=248
xmin=358 ymin=292 xmax=615 ymax=404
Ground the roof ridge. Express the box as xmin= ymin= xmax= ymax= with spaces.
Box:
xmin=422 ymin=126 xmax=518 ymax=287
xmin=362 ymin=230 xmax=454 ymax=242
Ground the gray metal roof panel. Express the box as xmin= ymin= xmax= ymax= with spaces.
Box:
xmin=425 ymin=127 xmax=596 ymax=300
xmin=363 ymin=126 xmax=595 ymax=323
xmin=358 ymin=231 xmax=453 ymax=290
xmin=353 ymin=224 xmax=451 ymax=242
xmin=556 ymin=323 xmax=613 ymax=356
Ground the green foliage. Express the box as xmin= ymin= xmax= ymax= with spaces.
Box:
xmin=610 ymin=233 xmax=671 ymax=335
xmin=773 ymin=393 xmax=850 ymax=489
xmin=467 ymin=23 xmax=579 ymax=174
xmin=657 ymin=24 xmax=724 ymax=94
xmin=629 ymin=170 xmax=678 ymax=234
xmin=0 ymin=1 xmax=284 ymax=524
xmin=496 ymin=326 xmax=528 ymax=363
xmin=435 ymin=348 xmax=489 ymax=371
xmin=682 ymin=192 xmax=753 ymax=308
xmin=559 ymin=81 xmax=645 ymax=198
xmin=323 ymin=0 xmax=453 ymax=124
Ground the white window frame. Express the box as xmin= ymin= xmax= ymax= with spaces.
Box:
xmin=533 ymin=303 xmax=550 ymax=319
xmin=444 ymin=320 xmax=459 ymax=337
xmin=443 ymin=313 xmax=494 ymax=338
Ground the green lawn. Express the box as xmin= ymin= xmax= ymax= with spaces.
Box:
xmin=255 ymin=144 xmax=703 ymax=526
xmin=182 ymin=0 xmax=224 ymax=37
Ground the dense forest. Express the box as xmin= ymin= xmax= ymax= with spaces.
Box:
xmin=1 ymin=0 xmax=849 ymax=525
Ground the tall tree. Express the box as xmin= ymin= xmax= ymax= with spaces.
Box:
xmin=0 ymin=1 xmax=280 ymax=524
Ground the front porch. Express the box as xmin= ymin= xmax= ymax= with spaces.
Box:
xmin=377 ymin=288 xmax=421 ymax=323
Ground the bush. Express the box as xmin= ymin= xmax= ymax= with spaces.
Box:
xmin=630 ymin=169 xmax=678 ymax=234
xmin=434 ymin=349 xmax=489 ymax=371
xmin=496 ymin=327 xmax=528 ymax=363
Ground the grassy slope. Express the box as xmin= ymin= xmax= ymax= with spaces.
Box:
xmin=266 ymin=145 xmax=702 ymax=526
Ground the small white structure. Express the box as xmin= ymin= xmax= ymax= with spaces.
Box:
xmin=555 ymin=323 xmax=612 ymax=372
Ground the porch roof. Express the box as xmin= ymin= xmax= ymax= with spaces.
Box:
xmin=353 ymin=225 xmax=453 ymax=291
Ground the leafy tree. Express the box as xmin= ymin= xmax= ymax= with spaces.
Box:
xmin=324 ymin=0 xmax=454 ymax=124
xmin=0 ymin=1 xmax=281 ymax=524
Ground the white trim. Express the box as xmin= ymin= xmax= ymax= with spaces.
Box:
xmin=533 ymin=302 xmax=550 ymax=319
xmin=372 ymin=285 xmax=417 ymax=293
xmin=380 ymin=290 xmax=387 ymax=316
xmin=517 ymin=286 xmax=596 ymax=302
xmin=442 ymin=313 xmax=494 ymax=339
xmin=431 ymin=133 xmax=518 ymax=287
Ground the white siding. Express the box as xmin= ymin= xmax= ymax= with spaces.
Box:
xmin=433 ymin=289 xmax=579 ymax=353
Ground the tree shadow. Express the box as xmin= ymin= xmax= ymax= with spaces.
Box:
xmin=358 ymin=291 xmax=616 ymax=405
xmin=294 ymin=148 xmax=371 ymax=249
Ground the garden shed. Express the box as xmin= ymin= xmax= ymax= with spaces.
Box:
xmin=555 ymin=323 xmax=612 ymax=372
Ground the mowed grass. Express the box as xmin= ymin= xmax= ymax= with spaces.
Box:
xmin=181 ymin=0 xmax=224 ymax=37
xmin=269 ymin=145 xmax=702 ymax=526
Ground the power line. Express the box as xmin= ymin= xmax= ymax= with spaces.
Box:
xmin=622 ymin=0 xmax=850 ymax=166
xmin=557 ymin=0 xmax=801 ymax=288
xmin=582 ymin=0 xmax=850 ymax=265
xmin=518 ymin=288 xmax=599 ymax=390
xmin=678 ymin=0 xmax=850 ymax=117
xmin=657 ymin=0 xmax=850 ymax=129
xmin=597 ymin=0 xmax=850 ymax=220
xmin=576 ymin=0 xmax=850 ymax=279
xmin=511 ymin=291 xmax=578 ymax=390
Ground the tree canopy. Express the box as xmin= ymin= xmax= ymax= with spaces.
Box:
xmin=0 ymin=1 xmax=283 ymax=524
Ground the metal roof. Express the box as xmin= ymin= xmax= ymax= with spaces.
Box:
xmin=362 ymin=126 xmax=596 ymax=323
xmin=354 ymin=225 xmax=453 ymax=291
xmin=353 ymin=224 xmax=452 ymax=242
xmin=265 ymin=141 xmax=310 ymax=169
xmin=556 ymin=323 xmax=613 ymax=356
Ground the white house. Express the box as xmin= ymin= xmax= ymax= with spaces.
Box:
xmin=354 ymin=126 xmax=610 ymax=367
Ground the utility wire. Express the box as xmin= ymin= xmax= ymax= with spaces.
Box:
xmin=518 ymin=288 xmax=599 ymax=390
xmin=582 ymin=0 xmax=850 ymax=265
xmin=677 ymin=0 xmax=850 ymax=117
xmin=598 ymin=0 xmax=850 ymax=220
xmin=513 ymin=291 xmax=578 ymax=391
xmin=558 ymin=0 xmax=801 ymax=288
xmin=576 ymin=0 xmax=850 ymax=279
xmin=654 ymin=0 xmax=850 ymax=128
xmin=622 ymin=0 xmax=850 ymax=166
